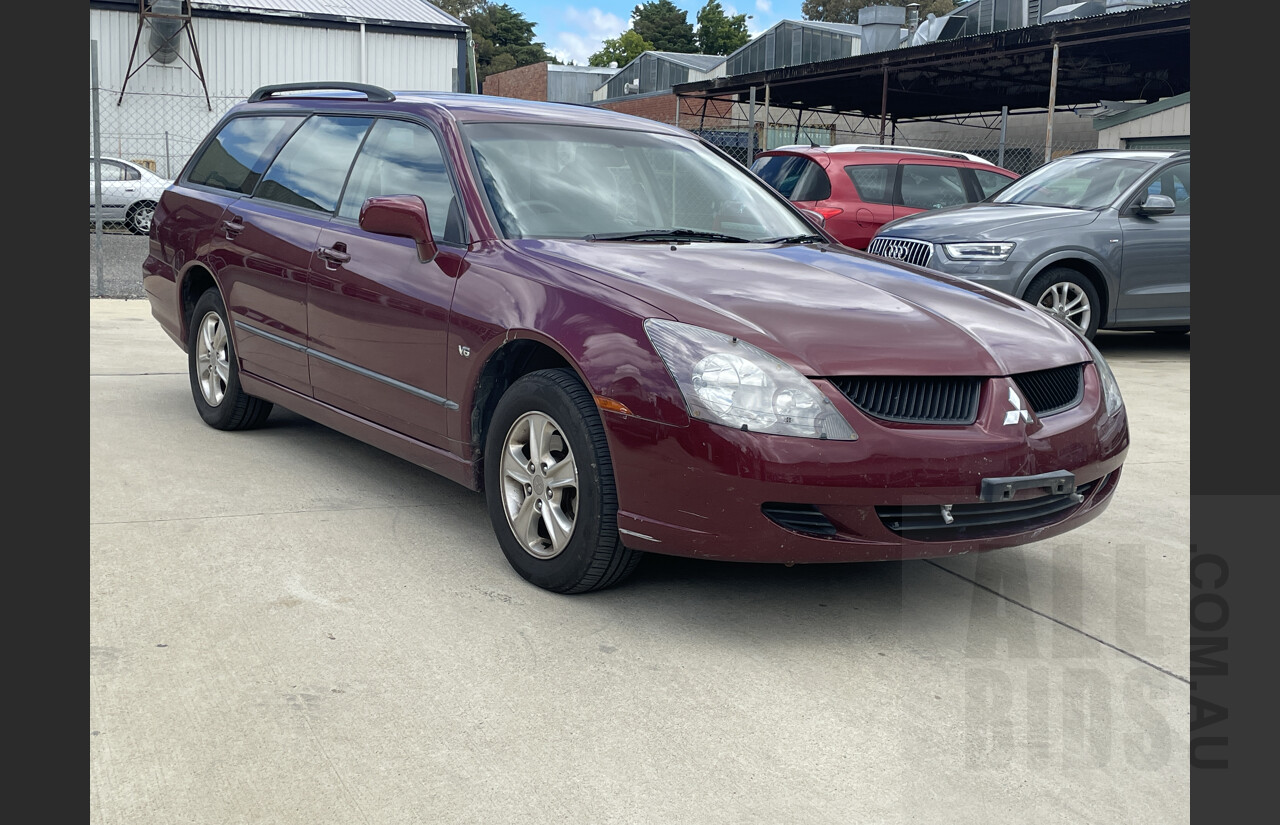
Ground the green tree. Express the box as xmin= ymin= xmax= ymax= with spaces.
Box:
xmin=695 ymin=0 xmax=750 ymax=56
xmin=632 ymin=0 xmax=697 ymax=53
xmin=465 ymin=3 xmax=556 ymax=87
xmin=801 ymin=0 xmax=957 ymax=24
xmin=589 ymin=29 xmax=655 ymax=68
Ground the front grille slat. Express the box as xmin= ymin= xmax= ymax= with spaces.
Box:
xmin=868 ymin=236 xmax=933 ymax=267
xmin=831 ymin=376 xmax=981 ymax=424
xmin=876 ymin=478 xmax=1103 ymax=540
xmin=1013 ymin=364 xmax=1084 ymax=416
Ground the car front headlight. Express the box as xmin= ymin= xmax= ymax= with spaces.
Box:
xmin=644 ymin=319 xmax=857 ymax=440
xmin=942 ymin=242 xmax=1015 ymax=261
xmin=1078 ymin=334 xmax=1125 ymax=417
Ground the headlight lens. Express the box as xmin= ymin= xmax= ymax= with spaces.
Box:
xmin=644 ymin=319 xmax=857 ymax=440
xmin=1079 ymin=334 xmax=1125 ymax=417
xmin=942 ymin=242 xmax=1015 ymax=261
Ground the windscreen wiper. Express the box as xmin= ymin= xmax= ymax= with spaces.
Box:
xmin=585 ymin=228 xmax=753 ymax=243
xmin=759 ymin=233 xmax=826 ymax=244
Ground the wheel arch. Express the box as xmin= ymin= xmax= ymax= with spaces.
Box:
xmin=176 ymin=262 xmax=220 ymax=351
xmin=1018 ymin=255 xmax=1112 ymax=325
xmin=468 ymin=336 xmax=579 ymax=490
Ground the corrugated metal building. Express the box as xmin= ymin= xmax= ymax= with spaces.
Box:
xmin=593 ymin=52 xmax=726 ymax=103
xmin=89 ymin=0 xmax=469 ymax=176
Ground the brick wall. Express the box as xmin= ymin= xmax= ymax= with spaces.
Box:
xmin=483 ymin=62 xmax=549 ymax=100
xmin=601 ymin=94 xmax=738 ymax=128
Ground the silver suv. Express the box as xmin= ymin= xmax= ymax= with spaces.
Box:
xmin=867 ymin=149 xmax=1190 ymax=339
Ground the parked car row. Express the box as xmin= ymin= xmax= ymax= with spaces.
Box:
xmin=142 ymin=84 xmax=1129 ymax=593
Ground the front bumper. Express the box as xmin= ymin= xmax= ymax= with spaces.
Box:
xmin=603 ymin=368 xmax=1128 ymax=563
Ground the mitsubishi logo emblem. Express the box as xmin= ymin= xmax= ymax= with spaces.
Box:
xmin=1003 ymin=387 xmax=1032 ymax=425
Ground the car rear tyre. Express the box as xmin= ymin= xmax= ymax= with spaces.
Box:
xmin=1024 ymin=267 xmax=1101 ymax=340
xmin=484 ymin=368 xmax=641 ymax=594
xmin=126 ymin=201 xmax=156 ymax=235
xmin=188 ymin=289 xmax=273 ymax=430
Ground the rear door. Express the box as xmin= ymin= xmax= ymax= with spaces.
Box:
xmin=893 ymin=161 xmax=969 ymax=220
xmin=306 ymin=117 xmax=468 ymax=448
xmin=202 ymin=113 xmax=368 ymax=396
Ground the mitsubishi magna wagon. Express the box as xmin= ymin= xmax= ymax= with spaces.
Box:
xmin=143 ymin=83 xmax=1130 ymax=593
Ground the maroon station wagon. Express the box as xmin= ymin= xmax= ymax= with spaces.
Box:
xmin=143 ymin=83 xmax=1130 ymax=594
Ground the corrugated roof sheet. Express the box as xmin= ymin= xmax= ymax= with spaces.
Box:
xmin=193 ymin=0 xmax=464 ymax=28
xmin=647 ymin=52 xmax=726 ymax=71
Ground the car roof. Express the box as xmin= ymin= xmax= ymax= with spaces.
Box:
xmin=1064 ymin=148 xmax=1190 ymax=160
xmin=761 ymin=143 xmax=996 ymax=165
xmin=235 ymin=83 xmax=690 ymax=137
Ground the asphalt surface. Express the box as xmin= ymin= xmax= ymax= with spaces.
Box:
xmin=90 ymin=253 xmax=1191 ymax=824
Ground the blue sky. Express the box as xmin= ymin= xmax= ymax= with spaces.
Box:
xmin=509 ymin=2 xmax=807 ymax=66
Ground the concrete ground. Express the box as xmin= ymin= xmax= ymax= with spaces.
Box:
xmin=90 ymin=297 xmax=1190 ymax=825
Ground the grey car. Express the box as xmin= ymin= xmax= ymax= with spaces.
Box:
xmin=866 ymin=149 xmax=1190 ymax=339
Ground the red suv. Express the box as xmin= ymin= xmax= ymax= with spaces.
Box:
xmin=142 ymin=84 xmax=1126 ymax=594
xmin=750 ymin=144 xmax=1019 ymax=250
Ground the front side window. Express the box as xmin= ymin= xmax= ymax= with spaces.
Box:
xmin=993 ymin=156 xmax=1155 ymax=209
xmin=844 ymin=164 xmax=894 ymax=204
xmin=1144 ymin=162 xmax=1191 ymax=215
xmin=187 ymin=115 xmax=305 ymax=194
xmin=973 ymin=168 xmax=1016 ymax=199
xmin=338 ymin=119 xmax=462 ymax=243
xmin=465 ymin=122 xmax=812 ymax=241
xmin=898 ymin=164 xmax=968 ymax=210
xmin=256 ymin=115 xmax=373 ymax=213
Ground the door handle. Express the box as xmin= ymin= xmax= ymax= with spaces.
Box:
xmin=317 ymin=242 xmax=351 ymax=267
xmin=222 ymin=216 xmax=244 ymax=238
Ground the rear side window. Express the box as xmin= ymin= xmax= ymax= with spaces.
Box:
xmin=338 ymin=119 xmax=463 ymax=243
xmin=973 ymin=169 xmax=1016 ymax=199
xmin=899 ymin=164 xmax=967 ymax=209
xmin=256 ymin=116 xmax=373 ymax=213
xmin=844 ymin=164 xmax=894 ymax=204
xmin=187 ymin=115 xmax=304 ymax=194
xmin=752 ymin=155 xmax=830 ymax=201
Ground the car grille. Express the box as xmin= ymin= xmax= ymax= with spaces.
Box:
xmin=876 ymin=476 xmax=1104 ymax=541
xmin=829 ymin=376 xmax=982 ymax=424
xmin=867 ymin=236 xmax=932 ymax=267
xmin=1013 ymin=363 xmax=1084 ymax=416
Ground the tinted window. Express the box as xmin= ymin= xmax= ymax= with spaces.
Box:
xmin=187 ymin=115 xmax=304 ymax=194
xmin=899 ymin=164 xmax=968 ymax=209
xmin=973 ymin=169 xmax=1015 ymax=199
xmin=1145 ymin=162 xmax=1191 ymax=215
xmin=256 ymin=116 xmax=372 ymax=213
xmin=844 ymin=164 xmax=894 ymax=204
xmin=339 ymin=119 xmax=462 ymax=243
xmin=752 ymin=155 xmax=828 ymax=200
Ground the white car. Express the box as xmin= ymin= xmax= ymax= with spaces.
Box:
xmin=90 ymin=157 xmax=171 ymax=235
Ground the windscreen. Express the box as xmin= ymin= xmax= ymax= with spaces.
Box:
xmin=991 ymin=156 xmax=1155 ymax=209
xmin=463 ymin=122 xmax=813 ymax=241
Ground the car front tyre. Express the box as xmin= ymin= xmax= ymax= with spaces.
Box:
xmin=126 ymin=201 xmax=156 ymax=235
xmin=1024 ymin=267 xmax=1101 ymax=340
xmin=484 ymin=368 xmax=642 ymax=594
xmin=188 ymin=289 xmax=273 ymax=430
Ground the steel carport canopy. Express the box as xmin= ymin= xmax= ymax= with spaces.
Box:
xmin=672 ymin=2 xmax=1191 ymax=122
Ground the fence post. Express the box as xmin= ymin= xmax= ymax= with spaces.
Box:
xmin=999 ymin=106 xmax=1008 ymax=169
xmin=747 ymin=86 xmax=756 ymax=166
xmin=92 ymin=39 xmax=105 ymax=297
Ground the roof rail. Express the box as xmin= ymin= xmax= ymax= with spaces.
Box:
xmin=248 ymin=82 xmax=396 ymax=103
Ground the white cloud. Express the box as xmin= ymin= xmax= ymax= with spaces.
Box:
xmin=756 ymin=0 xmax=773 ymax=13
xmin=538 ymin=7 xmax=628 ymax=66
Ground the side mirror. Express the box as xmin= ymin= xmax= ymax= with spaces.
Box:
xmin=1134 ymin=193 xmax=1176 ymax=216
xmin=797 ymin=208 xmax=827 ymax=229
xmin=359 ymin=195 xmax=438 ymax=262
